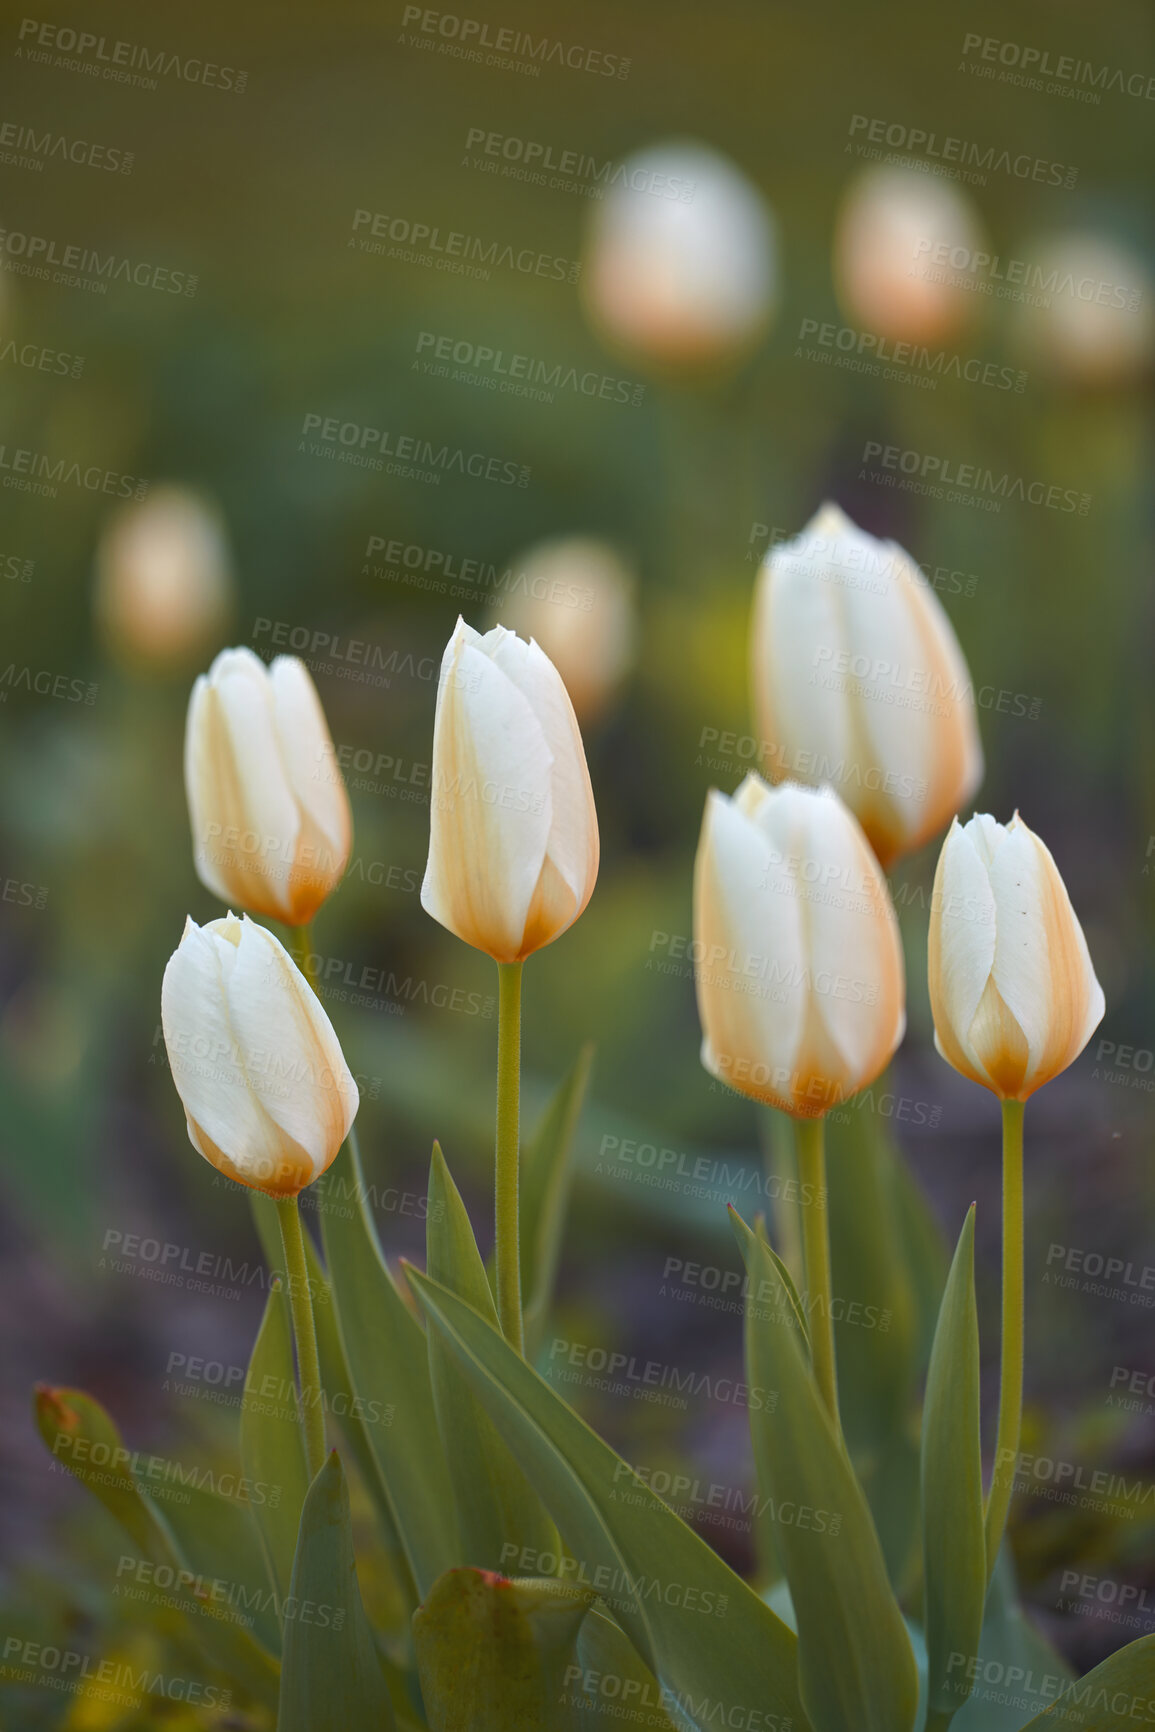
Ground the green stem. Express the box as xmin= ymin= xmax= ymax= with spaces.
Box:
xmin=495 ymin=960 xmax=524 ymax=1355
xmin=275 ymin=1194 xmax=326 ymax=1480
xmin=288 ymin=920 xmax=319 ymax=996
xmin=795 ymin=1115 xmax=839 ymax=1426
xmin=985 ymin=1098 xmax=1025 ymax=1579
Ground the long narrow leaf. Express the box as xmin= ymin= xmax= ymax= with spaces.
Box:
xmin=521 ymin=1045 xmax=595 ymax=1357
xmin=240 ymin=1279 xmax=311 ymax=1615
xmin=406 ymin=1266 xmax=806 ymax=1732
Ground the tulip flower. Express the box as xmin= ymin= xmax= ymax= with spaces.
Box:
xmin=582 ymin=139 xmax=777 ymax=373
xmin=834 ymin=165 xmax=984 ymax=346
xmin=161 ymin=912 xmax=359 ymax=1198
xmin=494 ymin=537 xmax=637 ymax=724
xmin=94 ymin=486 xmax=234 ymax=669
xmin=927 ymin=812 xmax=1104 ymax=1103
xmin=694 ymin=773 xmax=905 ymax=1419
xmin=750 ymin=502 xmax=983 ymax=866
xmin=422 ymin=617 xmax=599 ymax=1357
xmin=185 ymin=646 xmax=352 ymax=927
xmin=421 ymin=619 xmax=599 ymax=965
xmin=927 ymin=811 xmax=1104 ymax=1584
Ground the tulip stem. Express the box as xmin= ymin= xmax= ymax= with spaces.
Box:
xmin=275 ymin=1195 xmax=326 ymax=1481
xmin=494 ymin=960 xmax=525 ymax=1356
xmin=985 ymin=1099 xmax=1025 ymax=1581
xmin=795 ymin=1115 xmax=839 ymax=1427
xmin=289 ymin=921 xmax=319 ymax=997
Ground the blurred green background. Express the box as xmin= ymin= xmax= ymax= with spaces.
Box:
xmin=1 ymin=0 xmax=1153 ymax=1718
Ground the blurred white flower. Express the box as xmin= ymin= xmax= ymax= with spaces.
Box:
xmin=583 ymin=139 xmax=777 ymax=371
xmin=834 ymin=165 xmax=984 ymax=345
xmin=1010 ymin=231 xmax=1155 ymax=386
xmin=95 ymin=486 xmax=233 ymax=667
xmin=493 ymin=538 xmax=636 ymax=723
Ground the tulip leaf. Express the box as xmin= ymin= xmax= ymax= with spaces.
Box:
xmin=33 ymin=1385 xmax=280 ymax=1705
xmin=731 ymin=1206 xmax=919 ymax=1732
xmin=953 ymin=1549 xmax=1073 ymax=1731
xmin=922 ymin=1205 xmax=986 ymax=1721
xmin=250 ymin=1189 xmax=417 ymax=1611
xmin=321 ymin=1138 xmax=457 ymax=1598
xmin=148 ymin=1472 xmax=284 ymax=1658
xmin=405 ymin=1265 xmax=807 ymax=1732
xmin=521 ymin=1044 xmax=595 ymax=1358
xmin=240 ymin=1277 xmax=312 ymax=1615
xmin=1012 ymin=1636 xmax=1155 ymax=1729
xmin=754 ymin=1214 xmax=810 ymax=1346
xmin=425 ymin=1142 xmax=557 ymax=1569
xmin=571 ymin=1606 xmax=682 ymax=1730
xmin=413 ymin=1567 xmax=595 ymax=1730
xmin=277 ymin=1451 xmax=396 ymax=1731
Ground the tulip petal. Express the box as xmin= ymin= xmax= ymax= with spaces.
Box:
xmin=269 ymin=657 xmax=352 ymax=863
xmin=928 ymin=820 xmax=999 ymax=1088
xmin=422 ymin=626 xmax=554 ymax=963
xmin=488 ymin=630 xmax=599 ymax=928
xmin=161 ymin=917 xmax=292 ymax=1184
xmin=694 ymin=788 xmax=808 ymax=1103
xmin=223 ymin=918 xmax=357 ymax=1178
xmin=184 ymin=649 xmax=301 ymax=920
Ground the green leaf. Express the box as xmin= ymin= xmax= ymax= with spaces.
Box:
xmin=240 ymin=1278 xmax=311 ymax=1614
xmin=277 ymin=1451 xmax=396 ymax=1731
xmin=521 ymin=1045 xmax=594 ymax=1358
xmin=1014 ymin=1636 xmax=1155 ymax=1729
xmin=405 ymin=1266 xmax=806 ymax=1732
xmin=754 ymin=1215 xmax=810 ymax=1347
xmin=151 ymin=1476 xmax=283 ymax=1658
xmin=953 ymin=1549 xmax=1073 ymax=1731
xmin=413 ymin=1567 xmax=594 ymax=1730
xmin=922 ymin=1205 xmax=986 ymax=1720
xmin=731 ymin=1206 xmax=918 ymax=1732
xmin=321 ymin=1138 xmax=457 ymax=1598
xmin=33 ymin=1385 xmax=280 ymax=1706
xmin=426 ymin=1142 xmax=556 ymax=1569
xmin=571 ymin=1607 xmax=681 ymax=1730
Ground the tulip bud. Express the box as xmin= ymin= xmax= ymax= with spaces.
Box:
xmin=694 ymin=775 xmax=905 ymax=1117
xmin=493 ymin=537 xmax=637 ymax=724
xmin=94 ymin=486 xmax=233 ymax=669
xmin=185 ymin=646 xmax=352 ymax=926
xmin=834 ymin=165 xmax=984 ymax=346
xmin=422 ymin=618 xmax=599 ymax=963
xmin=928 ymin=813 xmax=1105 ymax=1101
xmin=161 ymin=914 xmax=358 ymax=1196
xmin=750 ymin=503 xmax=983 ymax=867
xmin=582 ymin=139 xmax=777 ymax=373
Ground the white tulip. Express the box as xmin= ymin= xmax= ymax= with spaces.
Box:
xmin=185 ymin=646 xmax=352 ymax=926
xmin=928 ymin=813 xmax=1105 ymax=1101
xmin=161 ymin=914 xmax=358 ymax=1196
xmin=751 ymin=502 xmax=984 ymax=866
xmin=583 ymin=139 xmax=776 ymax=370
xmin=421 ymin=618 xmax=599 ymax=962
xmin=694 ymin=775 xmax=905 ymax=1117
xmin=834 ymin=165 xmax=984 ymax=345
xmin=95 ymin=486 xmax=233 ymax=667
